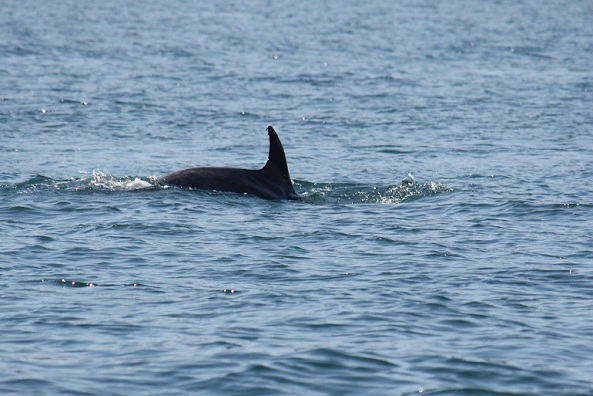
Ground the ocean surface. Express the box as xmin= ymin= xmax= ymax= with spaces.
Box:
xmin=2 ymin=0 xmax=593 ymax=394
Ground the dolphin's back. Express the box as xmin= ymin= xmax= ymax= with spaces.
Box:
xmin=159 ymin=167 xmax=253 ymax=191
xmin=158 ymin=126 xmax=299 ymax=200
xmin=159 ymin=167 xmax=290 ymax=200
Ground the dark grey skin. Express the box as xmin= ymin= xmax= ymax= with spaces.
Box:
xmin=159 ymin=126 xmax=300 ymax=200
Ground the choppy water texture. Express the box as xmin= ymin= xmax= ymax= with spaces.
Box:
xmin=2 ymin=0 xmax=593 ymax=394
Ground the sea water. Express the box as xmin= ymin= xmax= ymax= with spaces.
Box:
xmin=1 ymin=0 xmax=592 ymax=394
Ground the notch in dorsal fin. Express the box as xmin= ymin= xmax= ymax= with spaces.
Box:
xmin=261 ymin=126 xmax=298 ymax=197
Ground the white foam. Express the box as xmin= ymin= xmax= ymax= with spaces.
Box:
xmin=89 ymin=170 xmax=154 ymax=191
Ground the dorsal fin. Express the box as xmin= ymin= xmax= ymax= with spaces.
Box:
xmin=261 ymin=126 xmax=297 ymax=197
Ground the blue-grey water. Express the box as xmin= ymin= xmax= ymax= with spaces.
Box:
xmin=2 ymin=0 xmax=593 ymax=394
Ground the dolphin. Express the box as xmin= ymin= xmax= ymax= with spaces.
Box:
xmin=158 ymin=126 xmax=300 ymax=200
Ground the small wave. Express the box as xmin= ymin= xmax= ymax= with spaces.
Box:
xmin=295 ymin=175 xmax=451 ymax=204
xmin=41 ymin=279 xmax=142 ymax=288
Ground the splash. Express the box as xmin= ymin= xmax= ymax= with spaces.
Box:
xmin=5 ymin=171 xmax=157 ymax=194
xmin=87 ymin=170 xmax=154 ymax=191
xmin=295 ymin=175 xmax=451 ymax=204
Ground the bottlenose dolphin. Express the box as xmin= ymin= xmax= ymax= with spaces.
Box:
xmin=159 ymin=126 xmax=300 ymax=200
